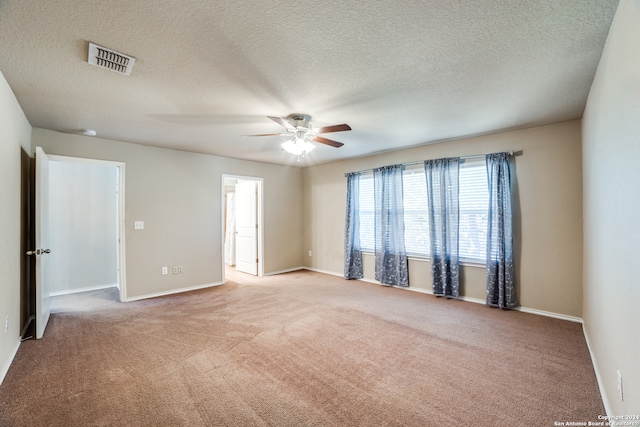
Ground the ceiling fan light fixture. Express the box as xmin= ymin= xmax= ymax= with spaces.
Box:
xmin=281 ymin=137 xmax=315 ymax=156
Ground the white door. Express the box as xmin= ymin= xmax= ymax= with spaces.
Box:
xmin=33 ymin=147 xmax=52 ymax=339
xmin=235 ymin=181 xmax=258 ymax=275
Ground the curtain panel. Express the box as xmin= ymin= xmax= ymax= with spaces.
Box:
xmin=424 ymin=157 xmax=461 ymax=297
xmin=485 ymin=152 xmax=517 ymax=309
xmin=344 ymin=172 xmax=363 ymax=279
xmin=373 ymin=165 xmax=409 ymax=287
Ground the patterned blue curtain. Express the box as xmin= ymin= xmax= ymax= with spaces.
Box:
xmin=374 ymin=165 xmax=408 ymax=286
xmin=486 ymin=153 xmax=517 ymax=309
xmin=344 ymin=172 xmax=363 ymax=279
xmin=424 ymin=158 xmax=460 ymax=297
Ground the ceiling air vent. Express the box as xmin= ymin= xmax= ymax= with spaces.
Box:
xmin=88 ymin=42 xmax=136 ymax=76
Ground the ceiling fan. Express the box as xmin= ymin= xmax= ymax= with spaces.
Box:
xmin=245 ymin=114 xmax=351 ymax=157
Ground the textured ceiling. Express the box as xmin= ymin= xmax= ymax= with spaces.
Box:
xmin=0 ymin=0 xmax=618 ymax=167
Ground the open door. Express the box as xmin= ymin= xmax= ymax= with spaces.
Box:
xmin=28 ymin=147 xmax=52 ymax=339
xmin=235 ymin=180 xmax=258 ymax=275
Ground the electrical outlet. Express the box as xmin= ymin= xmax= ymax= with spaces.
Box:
xmin=4 ymin=315 xmax=8 ymax=333
xmin=617 ymin=370 xmax=623 ymax=401
xmin=178 ymin=266 xmax=183 ymax=273
xmin=161 ymin=266 xmax=168 ymax=275
xmin=173 ymin=266 xmax=179 ymax=274
xmin=308 ymin=250 xmax=312 ymax=257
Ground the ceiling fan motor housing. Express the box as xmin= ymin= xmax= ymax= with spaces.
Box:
xmin=287 ymin=113 xmax=312 ymax=129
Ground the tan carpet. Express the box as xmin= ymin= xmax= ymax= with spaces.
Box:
xmin=0 ymin=270 xmax=604 ymax=426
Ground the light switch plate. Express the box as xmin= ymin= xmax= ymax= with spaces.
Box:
xmin=134 ymin=221 xmax=144 ymax=230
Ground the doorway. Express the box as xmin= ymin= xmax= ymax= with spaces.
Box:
xmin=48 ymin=154 xmax=126 ymax=302
xmin=222 ymin=175 xmax=263 ymax=282
xmin=30 ymin=149 xmax=126 ymax=339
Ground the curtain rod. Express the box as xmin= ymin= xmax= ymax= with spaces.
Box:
xmin=344 ymin=150 xmax=520 ymax=177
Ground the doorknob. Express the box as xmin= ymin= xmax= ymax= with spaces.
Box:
xmin=26 ymin=249 xmax=52 ymax=256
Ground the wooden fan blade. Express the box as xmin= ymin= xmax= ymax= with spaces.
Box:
xmin=268 ymin=116 xmax=295 ymax=130
xmin=242 ymin=133 xmax=287 ymax=137
xmin=313 ymin=123 xmax=351 ymax=134
xmin=313 ymin=136 xmax=344 ymax=148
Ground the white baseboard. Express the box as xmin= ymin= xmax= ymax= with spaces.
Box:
xmin=515 ymin=306 xmax=582 ymax=323
xmin=304 ymin=266 xmax=386 ymax=284
xmin=0 ymin=339 xmax=21 ymax=387
xmin=50 ymin=283 xmax=119 ymax=297
xmin=458 ymin=294 xmax=583 ymax=323
xmin=457 ymin=295 xmax=486 ymax=304
xmin=583 ymin=325 xmax=612 ymax=416
xmin=263 ymin=266 xmax=306 ymax=276
xmin=124 ymin=281 xmax=224 ymax=302
xmin=303 ymin=267 xmax=344 ymax=278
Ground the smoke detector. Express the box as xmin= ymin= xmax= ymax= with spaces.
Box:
xmin=88 ymin=42 xmax=136 ymax=76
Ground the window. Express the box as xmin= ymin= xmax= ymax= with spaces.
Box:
xmin=357 ymin=159 xmax=489 ymax=263
xmin=357 ymin=172 xmax=375 ymax=251
xmin=402 ymin=165 xmax=429 ymax=255
xmin=458 ymin=159 xmax=489 ymax=263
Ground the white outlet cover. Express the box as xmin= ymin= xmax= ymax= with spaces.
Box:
xmin=162 ymin=266 xmax=168 ymax=275
xmin=134 ymin=221 xmax=144 ymax=230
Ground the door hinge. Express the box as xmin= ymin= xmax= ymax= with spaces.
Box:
xmin=256 ymin=258 xmax=259 ymax=263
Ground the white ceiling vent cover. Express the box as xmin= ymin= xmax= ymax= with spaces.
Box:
xmin=88 ymin=42 xmax=136 ymax=76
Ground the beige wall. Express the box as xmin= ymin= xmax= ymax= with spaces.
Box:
xmin=0 ymin=71 xmax=32 ymax=382
xmin=33 ymin=128 xmax=303 ymax=299
xmin=303 ymin=120 xmax=584 ymax=318
xmin=582 ymin=0 xmax=639 ymax=415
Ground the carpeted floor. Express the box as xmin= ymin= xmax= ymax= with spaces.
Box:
xmin=0 ymin=269 xmax=604 ymax=426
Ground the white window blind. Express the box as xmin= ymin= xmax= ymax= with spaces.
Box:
xmin=458 ymin=159 xmax=489 ymax=263
xmin=356 ymin=159 xmax=489 ymax=263
xmin=402 ymin=166 xmax=429 ymax=255
xmin=358 ymin=173 xmax=375 ymax=252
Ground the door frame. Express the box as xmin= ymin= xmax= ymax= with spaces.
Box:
xmin=221 ymin=174 xmax=263 ymax=282
xmin=48 ymin=154 xmax=127 ymax=302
